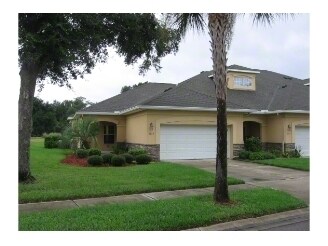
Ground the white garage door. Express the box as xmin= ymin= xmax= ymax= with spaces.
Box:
xmin=295 ymin=126 xmax=310 ymax=156
xmin=160 ymin=125 xmax=230 ymax=160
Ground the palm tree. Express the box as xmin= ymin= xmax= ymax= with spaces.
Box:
xmin=168 ymin=13 xmax=289 ymax=203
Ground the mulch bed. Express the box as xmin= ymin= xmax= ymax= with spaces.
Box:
xmin=61 ymin=154 xmax=88 ymax=167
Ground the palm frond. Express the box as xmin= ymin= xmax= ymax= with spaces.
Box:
xmin=251 ymin=13 xmax=294 ymax=26
xmin=167 ymin=13 xmax=206 ymax=37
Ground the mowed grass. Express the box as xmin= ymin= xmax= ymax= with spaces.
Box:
xmin=251 ymin=158 xmax=309 ymax=171
xmin=19 ymin=188 xmax=307 ymax=231
xmin=19 ymin=138 xmax=243 ymax=203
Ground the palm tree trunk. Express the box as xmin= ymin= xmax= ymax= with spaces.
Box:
xmin=208 ymin=13 xmax=234 ymax=203
xmin=19 ymin=63 xmax=37 ymax=183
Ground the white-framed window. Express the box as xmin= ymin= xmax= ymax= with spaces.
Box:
xmin=104 ymin=124 xmax=116 ymax=144
xmin=234 ymin=76 xmax=252 ymax=87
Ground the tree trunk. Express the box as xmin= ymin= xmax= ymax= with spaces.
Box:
xmin=208 ymin=13 xmax=234 ymax=203
xmin=19 ymin=63 xmax=37 ymax=183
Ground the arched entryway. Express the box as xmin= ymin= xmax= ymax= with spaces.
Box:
xmin=243 ymin=121 xmax=261 ymax=142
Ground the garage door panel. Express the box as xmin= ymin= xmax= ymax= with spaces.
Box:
xmin=295 ymin=126 xmax=309 ymax=156
xmin=160 ymin=125 xmax=230 ymax=160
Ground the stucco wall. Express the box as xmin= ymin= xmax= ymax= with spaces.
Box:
xmin=84 ymin=111 xmax=309 ymax=153
xmin=125 ymin=112 xmax=148 ymax=144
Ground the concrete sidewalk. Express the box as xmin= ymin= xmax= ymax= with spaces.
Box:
xmin=185 ymin=208 xmax=309 ymax=231
xmin=19 ymin=183 xmax=254 ymax=213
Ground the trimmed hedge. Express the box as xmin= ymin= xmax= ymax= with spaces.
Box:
xmin=76 ymin=149 xmax=89 ymax=159
xmin=88 ymin=148 xmax=101 ymax=156
xmin=102 ymin=153 xmax=114 ymax=165
xmin=111 ymin=155 xmax=126 ymax=166
xmin=135 ymin=154 xmax=152 ymax=165
xmin=87 ymin=155 xmax=103 ymax=166
xmin=44 ymin=133 xmax=62 ymax=148
xmin=128 ymin=147 xmax=148 ymax=157
xmin=121 ymin=153 xmax=134 ymax=164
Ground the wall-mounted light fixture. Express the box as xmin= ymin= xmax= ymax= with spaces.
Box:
xmin=149 ymin=122 xmax=154 ymax=133
xmin=288 ymin=124 xmax=292 ymax=130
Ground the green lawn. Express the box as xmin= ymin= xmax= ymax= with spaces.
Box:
xmin=19 ymin=138 xmax=243 ymax=203
xmin=19 ymin=188 xmax=307 ymax=231
xmin=251 ymin=158 xmax=309 ymax=171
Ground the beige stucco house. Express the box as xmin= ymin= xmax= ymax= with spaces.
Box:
xmin=73 ymin=65 xmax=310 ymax=160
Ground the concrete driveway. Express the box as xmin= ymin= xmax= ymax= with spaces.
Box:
xmin=171 ymin=159 xmax=309 ymax=205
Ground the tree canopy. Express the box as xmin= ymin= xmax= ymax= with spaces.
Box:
xmin=32 ymin=97 xmax=93 ymax=136
xmin=121 ymin=81 xmax=149 ymax=93
xmin=19 ymin=14 xmax=181 ymax=87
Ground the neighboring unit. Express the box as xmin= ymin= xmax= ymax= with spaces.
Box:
xmin=73 ymin=65 xmax=310 ymax=160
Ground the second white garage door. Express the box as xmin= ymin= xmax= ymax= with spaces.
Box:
xmin=160 ymin=125 xmax=230 ymax=160
xmin=295 ymin=126 xmax=310 ymax=156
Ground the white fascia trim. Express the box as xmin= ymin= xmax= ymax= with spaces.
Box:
xmin=128 ymin=105 xmax=256 ymax=113
xmin=73 ymin=108 xmax=309 ymax=117
xmin=252 ymin=110 xmax=309 ymax=115
xmin=208 ymin=69 xmax=260 ymax=78
xmin=75 ymin=111 xmax=120 ymax=116
xmin=227 ymin=69 xmax=260 ymax=74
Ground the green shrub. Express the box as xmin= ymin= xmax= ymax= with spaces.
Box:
xmin=76 ymin=149 xmax=89 ymax=158
xmin=111 ymin=155 xmax=126 ymax=166
xmin=249 ymin=152 xmax=265 ymax=160
xmin=263 ymin=152 xmax=276 ymax=159
xmin=269 ymin=149 xmax=283 ymax=158
xmin=44 ymin=132 xmax=62 ymax=148
xmin=112 ymin=143 xmax=128 ymax=154
xmin=102 ymin=153 xmax=114 ymax=165
xmin=128 ymin=147 xmax=148 ymax=157
xmin=135 ymin=154 xmax=152 ymax=165
xmin=283 ymin=148 xmax=301 ymax=158
xmin=249 ymin=151 xmax=276 ymax=160
xmin=88 ymin=148 xmax=102 ymax=156
xmin=238 ymin=151 xmax=251 ymax=160
xmin=87 ymin=155 xmax=103 ymax=166
xmin=244 ymin=137 xmax=262 ymax=152
xmin=121 ymin=153 xmax=134 ymax=164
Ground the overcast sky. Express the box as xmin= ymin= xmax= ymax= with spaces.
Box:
xmin=35 ymin=14 xmax=309 ymax=104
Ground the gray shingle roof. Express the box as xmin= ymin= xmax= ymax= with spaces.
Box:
xmin=144 ymin=65 xmax=309 ymax=111
xmin=79 ymin=82 xmax=175 ymax=113
xmin=79 ymin=65 xmax=309 ymax=113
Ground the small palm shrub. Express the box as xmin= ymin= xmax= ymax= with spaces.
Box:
xmin=135 ymin=154 xmax=152 ymax=165
xmin=102 ymin=153 xmax=114 ymax=165
xmin=111 ymin=155 xmax=126 ymax=166
xmin=244 ymin=137 xmax=262 ymax=152
xmin=76 ymin=149 xmax=88 ymax=158
xmin=121 ymin=153 xmax=134 ymax=164
xmin=128 ymin=147 xmax=148 ymax=157
xmin=87 ymin=155 xmax=103 ymax=166
xmin=88 ymin=148 xmax=101 ymax=156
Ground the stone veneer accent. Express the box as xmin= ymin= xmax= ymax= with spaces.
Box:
xmin=263 ymin=142 xmax=283 ymax=152
xmin=284 ymin=143 xmax=296 ymax=152
xmin=233 ymin=144 xmax=245 ymax=157
xmin=126 ymin=143 xmax=160 ymax=161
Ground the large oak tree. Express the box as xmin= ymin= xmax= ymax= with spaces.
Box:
xmin=19 ymin=14 xmax=180 ymax=182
